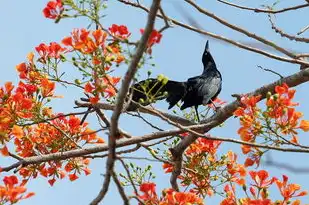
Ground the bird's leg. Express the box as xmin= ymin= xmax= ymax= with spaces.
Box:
xmin=195 ymin=105 xmax=200 ymax=122
xmin=205 ymin=106 xmax=211 ymax=117
xmin=210 ymin=99 xmax=220 ymax=111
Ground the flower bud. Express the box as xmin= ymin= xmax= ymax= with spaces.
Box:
xmin=157 ymin=74 xmax=164 ymax=82
xmin=162 ymin=76 xmax=169 ymax=85
xmin=266 ymin=91 xmax=272 ymax=99
xmin=74 ymin=79 xmax=81 ymax=85
xmin=138 ymin=98 xmax=145 ymax=104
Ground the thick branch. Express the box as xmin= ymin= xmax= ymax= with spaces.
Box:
xmin=75 ymin=101 xmax=193 ymax=126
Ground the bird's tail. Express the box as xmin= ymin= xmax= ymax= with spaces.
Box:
xmin=164 ymin=80 xmax=186 ymax=109
xmin=127 ymin=78 xmax=186 ymax=111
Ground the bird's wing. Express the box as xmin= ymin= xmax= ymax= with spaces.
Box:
xmin=193 ymin=76 xmax=221 ymax=104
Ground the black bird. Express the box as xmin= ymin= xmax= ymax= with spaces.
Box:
xmin=128 ymin=41 xmax=222 ymax=122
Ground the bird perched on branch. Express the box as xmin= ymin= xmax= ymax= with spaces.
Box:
xmin=127 ymin=41 xmax=222 ymax=122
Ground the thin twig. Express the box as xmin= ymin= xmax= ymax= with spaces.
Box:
xmin=112 ymin=170 xmax=130 ymax=205
xmin=218 ymin=0 xmax=309 ymax=14
xmin=297 ymin=24 xmax=309 ymax=35
xmin=118 ymin=157 xmax=145 ymax=205
xmin=258 ymin=65 xmax=284 ymax=79
xmin=268 ymin=14 xmax=309 ymax=43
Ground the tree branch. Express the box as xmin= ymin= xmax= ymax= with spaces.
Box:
xmin=268 ymin=14 xmax=309 ymax=43
xmin=185 ymin=0 xmax=295 ymax=58
xmin=90 ymin=0 xmax=161 ymax=204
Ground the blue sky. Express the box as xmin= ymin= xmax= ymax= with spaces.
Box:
xmin=1 ymin=0 xmax=309 ymax=204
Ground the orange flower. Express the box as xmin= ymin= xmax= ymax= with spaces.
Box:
xmin=186 ymin=137 xmax=222 ymax=156
xmin=241 ymin=95 xmax=261 ymax=108
xmin=11 ymin=125 xmax=24 ymax=139
xmin=275 ymin=83 xmax=289 ymax=95
xmin=0 ymin=175 xmax=34 ymax=203
xmin=92 ymin=29 xmax=107 ymax=46
xmin=221 ymin=184 xmax=236 ymax=205
xmin=62 ymin=36 xmax=73 ymax=46
xmin=62 ymin=28 xmax=107 ymax=54
xmin=162 ymin=163 xmax=173 ymax=173
xmin=276 ymin=175 xmax=307 ymax=201
xmin=249 ymin=170 xmax=275 ymax=189
xmin=40 ymin=78 xmax=55 ymax=97
xmin=98 ymin=75 xmax=121 ymax=97
xmin=299 ymin=120 xmax=309 ymax=132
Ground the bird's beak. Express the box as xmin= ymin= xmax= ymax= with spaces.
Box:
xmin=205 ymin=40 xmax=209 ymax=52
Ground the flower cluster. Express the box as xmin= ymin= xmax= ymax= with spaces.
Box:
xmin=0 ymin=175 xmax=34 ymax=204
xmin=62 ymin=29 xmax=107 ymax=55
xmin=163 ymin=136 xmax=225 ymax=197
xmin=84 ymin=75 xmax=121 ymax=104
xmin=137 ymin=182 xmax=203 ymax=205
xmin=11 ymin=114 xmax=104 ymax=185
xmin=1 ymin=51 xmax=104 ymax=186
xmin=220 ymin=170 xmax=307 ymax=205
xmin=234 ymin=83 xmax=309 ymax=167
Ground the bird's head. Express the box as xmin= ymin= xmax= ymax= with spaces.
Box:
xmin=202 ymin=41 xmax=216 ymax=69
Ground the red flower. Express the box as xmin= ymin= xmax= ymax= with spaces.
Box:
xmin=35 ymin=42 xmax=65 ymax=63
xmin=43 ymin=0 xmax=63 ymax=19
xmin=109 ymin=24 xmax=131 ymax=40
xmin=48 ymin=42 xmax=65 ymax=58
xmin=140 ymin=29 xmax=162 ymax=48
xmin=89 ymin=96 xmax=100 ymax=104
xmin=138 ymin=182 xmax=158 ymax=204
xmin=48 ymin=178 xmax=56 ymax=186
xmin=35 ymin=43 xmax=49 ymax=61
xmin=84 ymin=82 xmax=94 ymax=93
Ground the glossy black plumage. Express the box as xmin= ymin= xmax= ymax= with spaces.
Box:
xmin=128 ymin=41 xmax=222 ymax=121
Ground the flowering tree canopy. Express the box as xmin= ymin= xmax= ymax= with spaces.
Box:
xmin=1 ymin=0 xmax=309 ymax=204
